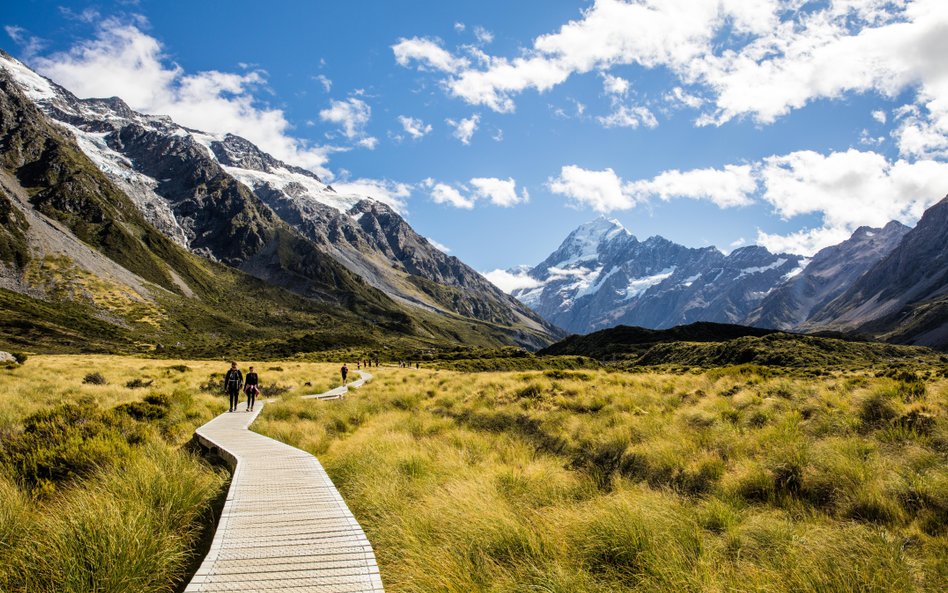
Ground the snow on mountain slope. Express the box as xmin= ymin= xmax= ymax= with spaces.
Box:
xmin=1 ymin=51 xmax=559 ymax=347
xmin=509 ymin=217 xmax=803 ymax=334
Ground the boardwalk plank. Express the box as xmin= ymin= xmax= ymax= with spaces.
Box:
xmin=185 ymin=373 xmax=382 ymax=593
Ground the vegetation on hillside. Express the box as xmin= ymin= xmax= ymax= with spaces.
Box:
xmin=540 ymin=322 xmax=947 ymax=367
xmin=256 ymin=365 xmax=948 ymax=593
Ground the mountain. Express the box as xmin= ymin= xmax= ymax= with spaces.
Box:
xmin=747 ymin=221 xmax=910 ymax=329
xmin=511 ymin=217 xmax=804 ymax=334
xmin=0 ymin=51 xmax=558 ymax=351
xmin=806 ymin=195 xmax=948 ymax=348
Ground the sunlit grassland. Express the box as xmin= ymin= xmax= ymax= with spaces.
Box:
xmin=0 ymin=355 xmax=340 ymax=593
xmin=255 ymin=366 xmax=948 ymax=593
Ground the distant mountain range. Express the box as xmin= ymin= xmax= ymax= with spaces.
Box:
xmin=510 ymin=201 xmax=948 ymax=349
xmin=0 ymin=50 xmax=559 ymax=355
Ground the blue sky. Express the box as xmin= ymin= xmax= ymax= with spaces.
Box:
xmin=4 ymin=0 xmax=948 ymax=291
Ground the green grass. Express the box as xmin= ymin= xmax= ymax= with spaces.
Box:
xmin=255 ymin=365 xmax=948 ymax=592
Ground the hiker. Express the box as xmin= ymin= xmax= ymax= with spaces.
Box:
xmin=357 ymin=361 xmax=361 ymax=370
xmin=224 ymin=362 xmax=243 ymax=413
xmin=341 ymin=363 xmax=349 ymax=385
xmin=244 ymin=366 xmax=260 ymax=411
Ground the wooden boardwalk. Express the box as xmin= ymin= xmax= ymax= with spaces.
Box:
xmin=186 ymin=372 xmax=382 ymax=592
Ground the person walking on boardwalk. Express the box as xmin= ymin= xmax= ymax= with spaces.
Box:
xmin=340 ymin=363 xmax=349 ymax=385
xmin=244 ymin=366 xmax=260 ymax=411
xmin=224 ymin=362 xmax=243 ymax=413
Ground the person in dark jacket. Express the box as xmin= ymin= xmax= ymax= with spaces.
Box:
xmin=340 ymin=363 xmax=349 ymax=385
xmin=224 ymin=362 xmax=243 ymax=413
xmin=244 ymin=366 xmax=259 ymax=412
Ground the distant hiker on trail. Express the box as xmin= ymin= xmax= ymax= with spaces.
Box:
xmin=244 ymin=366 xmax=259 ymax=411
xmin=341 ymin=363 xmax=349 ymax=385
xmin=357 ymin=361 xmax=361 ymax=370
xmin=224 ymin=362 xmax=243 ymax=413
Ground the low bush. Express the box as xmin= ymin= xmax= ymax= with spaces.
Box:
xmin=82 ymin=372 xmax=107 ymax=385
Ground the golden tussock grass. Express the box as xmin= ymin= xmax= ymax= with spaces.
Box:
xmin=255 ymin=366 xmax=948 ymax=593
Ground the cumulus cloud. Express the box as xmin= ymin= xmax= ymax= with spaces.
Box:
xmin=393 ymin=0 xmax=948 ymax=154
xmin=446 ymin=113 xmax=480 ymax=144
xmin=423 ymin=176 xmax=528 ymax=209
xmin=598 ymin=104 xmax=658 ymax=129
xmin=601 ymin=72 xmax=629 ymax=96
xmin=755 ymin=148 xmax=948 ymax=253
xmin=473 ymin=26 xmax=494 ymax=45
xmin=392 ymin=36 xmax=470 ymax=73
xmin=482 ymin=268 xmax=542 ymax=293
xmin=319 ymin=97 xmax=371 ymax=139
xmin=423 ymin=178 xmax=475 ymax=209
xmin=548 ymin=165 xmax=636 ymax=212
xmin=30 ymin=18 xmax=333 ymax=176
xmin=551 ymin=148 xmax=948 ymax=255
xmin=469 ymin=177 xmax=529 ymax=207
xmin=627 ymin=164 xmax=757 ymax=207
xmin=549 ymin=162 xmax=755 ymax=212
xmin=313 ymin=74 xmax=332 ymax=92
xmin=397 ymin=115 xmax=433 ymax=139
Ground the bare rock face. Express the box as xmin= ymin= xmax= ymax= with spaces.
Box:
xmin=748 ymin=221 xmax=910 ymax=329
xmin=0 ymin=51 xmax=558 ymax=348
xmin=805 ymin=196 xmax=948 ymax=348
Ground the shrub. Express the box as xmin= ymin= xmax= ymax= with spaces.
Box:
xmin=260 ymin=383 xmax=291 ymax=397
xmin=0 ymin=402 xmax=143 ymax=494
xmin=82 ymin=372 xmax=107 ymax=385
xmin=858 ymin=392 xmax=898 ymax=429
xmin=124 ymin=378 xmax=153 ymax=389
xmin=11 ymin=352 xmax=28 ymax=365
xmin=166 ymin=364 xmax=189 ymax=373
xmin=115 ymin=394 xmax=172 ymax=422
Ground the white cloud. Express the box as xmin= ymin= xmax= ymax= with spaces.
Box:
xmin=872 ymin=109 xmax=887 ymax=124
xmin=395 ymin=0 xmax=948 ymax=164
xmin=469 ymin=177 xmax=529 ymax=207
xmin=422 ymin=176 xmax=528 ymax=209
xmin=446 ymin=113 xmax=480 ymax=144
xmin=482 ymin=268 xmax=542 ymax=293
xmin=392 ymin=37 xmax=470 ymax=73
xmin=627 ymin=164 xmax=757 ymax=207
xmin=664 ymin=86 xmax=704 ymax=109
xmin=313 ymin=74 xmax=332 ymax=92
xmin=454 ymin=22 xmax=466 ymax=33
xmin=755 ymin=148 xmax=948 ymax=253
xmin=397 ymin=115 xmax=432 ymax=139
xmin=548 ymin=165 xmax=636 ymax=212
xmin=330 ymin=178 xmax=411 ymax=212
xmin=30 ymin=19 xmax=333 ymax=176
xmin=319 ymin=97 xmax=371 ymax=140
xmin=426 ymin=238 xmax=451 ymax=253
xmin=424 ymin=178 xmax=475 ymax=209
xmin=598 ymin=104 xmax=658 ymax=129
xmin=601 ymin=72 xmax=629 ymax=96
xmin=551 ymin=148 xmax=948 ymax=253
xmin=357 ymin=136 xmax=379 ymax=150
xmin=5 ymin=25 xmax=46 ymax=59
xmin=474 ymin=26 xmax=494 ymax=45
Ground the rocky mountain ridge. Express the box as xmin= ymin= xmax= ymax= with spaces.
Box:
xmin=0 ymin=51 xmax=557 ymax=349
xmin=508 ymin=203 xmax=947 ymax=348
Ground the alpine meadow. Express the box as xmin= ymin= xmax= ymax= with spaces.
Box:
xmin=2 ymin=1 xmax=948 ymax=593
